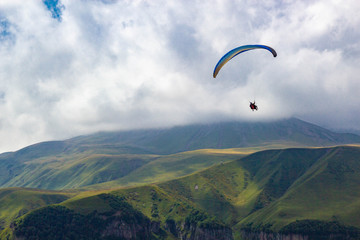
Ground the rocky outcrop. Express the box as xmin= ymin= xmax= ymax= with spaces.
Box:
xmin=240 ymin=231 xmax=308 ymax=240
xmin=101 ymin=219 xmax=162 ymax=239
xmin=165 ymin=219 xmax=180 ymax=237
xmin=182 ymin=222 xmax=233 ymax=240
xmin=100 ymin=212 xmax=153 ymax=239
xmin=100 ymin=215 xmax=233 ymax=240
xmin=240 ymin=220 xmax=360 ymax=240
xmin=164 ymin=218 xmax=233 ymax=240
xmin=240 ymin=230 xmax=359 ymax=240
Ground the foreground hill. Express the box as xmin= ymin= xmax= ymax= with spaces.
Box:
xmin=1 ymin=118 xmax=360 ymax=190
xmin=0 ymin=188 xmax=74 ymax=238
xmin=2 ymin=146 xmax=360 ymax=239
xmin=0 ymin=149 xmax=245 ymax=190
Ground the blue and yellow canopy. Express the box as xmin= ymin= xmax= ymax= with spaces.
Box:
xmin=213 ymin=45 xmax=277 ymax=78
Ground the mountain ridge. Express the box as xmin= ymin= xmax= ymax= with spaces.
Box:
xmin=1 ymin=117 xmax=360 ymax=191
xmin=2 ymin=117 xmax=360 ymax=157
xmin=65 ymin=117 xmax=360 ymax=154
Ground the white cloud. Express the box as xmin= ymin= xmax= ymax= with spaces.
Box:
xmin=0 ymin=0 xmax=359 ymax=152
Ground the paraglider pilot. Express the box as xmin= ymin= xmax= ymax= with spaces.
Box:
xmin=250 ymin=101 xmax=258 ymax=111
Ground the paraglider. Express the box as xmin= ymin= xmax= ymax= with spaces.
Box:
xmin=213 ymin=44 xmax=277 ymax=111
xmin=249 ymin=101 xmax=258 ymax=111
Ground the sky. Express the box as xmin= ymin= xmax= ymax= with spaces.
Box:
xmin=0 ymin=0 xmax=359 ymax=152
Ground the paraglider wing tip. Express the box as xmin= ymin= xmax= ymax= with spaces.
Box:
xmin=213 ymin=69 xmax=218 ymax=78
xmin=270 ymin=47 xmax=277 ymax=57
xmin=266 ymin=46 xmax=277 ymax=57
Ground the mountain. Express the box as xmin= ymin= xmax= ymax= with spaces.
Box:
xmin=0 ymin=118 xmax=360 ymax=191
xmin=155 ymin=146 xmax=360 ymax=239
xmin=2 ymin=146 xmax=360 ymax=239
xmin=65 ymin=117 xmax=360 ymax=154
xmin=236 ymin=146 xmax=360 ymax=238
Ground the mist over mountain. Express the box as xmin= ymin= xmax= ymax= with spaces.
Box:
xmin=68 ymin=118 xmax=360 ymax=155
xmin=25 ymin=117 xmax=360 ymax=155
xmin=0 ymin=118 xmax=359 ymax=191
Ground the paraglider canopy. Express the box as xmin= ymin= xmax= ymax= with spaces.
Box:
xmin=213 ymin=44 xmax=277 ymax=78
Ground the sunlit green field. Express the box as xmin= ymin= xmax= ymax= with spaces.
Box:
xmin=1 ymin=145 xmax=360 ymax=239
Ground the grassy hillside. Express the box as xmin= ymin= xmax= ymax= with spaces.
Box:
xmin=1 ymin=118 xmax=359 ymax=192
xmin=154 ymin=146 xmax=360 ymax=236
xmin=237 ymin=146 xmax=360 ymax=230
xmin=2 ymin=146 xmax=360 ymax=239
xmin=10 ymin=188 xmax=230 ymax=240
xmin=12 ymin=194 xmax=162 ymax=240
xmin=0 ymin=149 xmax=247 ymax=190
xmin=0 ymin=188 xmax=73 ymax=235
xmin=86 ymin=148 xmax=249 ymax=189
xmin=1 ymin=153 xmax=157 ymax=189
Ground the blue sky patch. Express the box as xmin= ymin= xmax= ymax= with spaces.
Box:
xmin=43 ymin=0 xmax=64 ymax=21
xmin=0 ymin=18 xmax=14 ymax=41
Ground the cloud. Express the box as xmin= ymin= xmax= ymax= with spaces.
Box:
xmin=0 ymin=0 xmax=359 ymax=152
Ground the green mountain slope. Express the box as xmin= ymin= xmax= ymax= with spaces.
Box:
xmin=1 ymin=153 xmax=157 ymax=189
xmin=1 ymin=118 xmax=360 ymax=191
xmin=86 ymin=149 xmax=248 ymax=189
xmin=238 ymin=146 xmax=360 ymax=230
xmin=9 ymin=188 xmax=233 ymax=240
xmin=3 ymin=146 xmax=360 ymax=239
xmin=0 ymin=149 xmax=245 ymax=190
xmin=160 ymin=146 xmax=360 ymax=237
xmin=151 ymin=146 xmax=360 ymax=238
xmin=12 ymin=194 xmax=164 ymax=240
xmin=0 ymin=187 xmax=73 ymax=236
